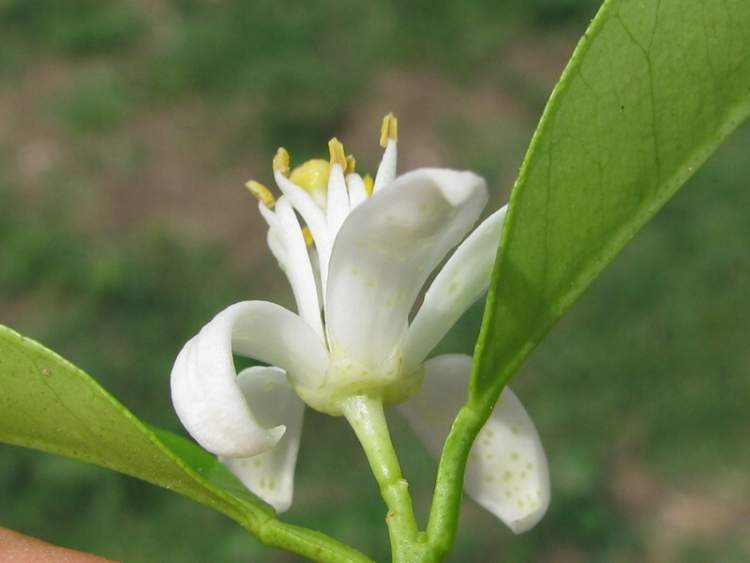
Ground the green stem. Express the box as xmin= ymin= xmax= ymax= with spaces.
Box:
xmin=341 ymin=395 xmax=430 ymax=563
xmin=425 ymin=403 xmax=485 ymax=559
xmin=254 ymin=517 xmax=375 ymax=563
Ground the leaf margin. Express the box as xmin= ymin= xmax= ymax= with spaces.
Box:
xmin=0 ymin=324 xmax=373 ymax=563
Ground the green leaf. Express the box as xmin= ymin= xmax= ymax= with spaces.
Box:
xmin=427 ymin=0 xmax=750 ymax=554
xmin=472 ymin=0 xmax=750 ymax=399
xmin=0 ymin=325 xmax=372 ymax=563
xmin=0 ymin=324 xmax=271 ymax=518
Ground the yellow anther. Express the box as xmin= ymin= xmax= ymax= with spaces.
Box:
xmin=273 ymin=147 xmax=290 ymax=175
xmin=245 ymin=180 xmax=276 ymax=208
xmin=290 ymin=159 xmax=330 ymax=209
xmin=345 ymin=154 xmax=356 ymax=175
xmin=302 ymin=226 xmax=314 ymax=247
xmin=379 ymin=112 xmax=398 ymax=147
xmin=328 ymin=137 xmax=347 ymax=169
xmin=363 ymin=173 xmax=374 ymax=196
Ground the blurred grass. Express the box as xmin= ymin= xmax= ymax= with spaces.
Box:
xmin=57 ymin=70 xmax=132 ymax=134
xmin=0 ymin=0 xmax=144 ymax=56
xmin=1 ymin=0 xmax=748 ymax=562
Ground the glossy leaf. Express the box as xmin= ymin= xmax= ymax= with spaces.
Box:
xmin=0 ymin=325 xmax=372 ymax=563
xmin=427 ymin=0 xmax=750 ymax=554
xmin=0 ymin=324 xmax=271 ymax=515
xmin=472 ymin=0 xmax=750 ymax=399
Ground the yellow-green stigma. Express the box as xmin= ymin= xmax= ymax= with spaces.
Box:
xmin=290 ymin=159 xmax=330 ymax=209
xmin=252 ymin=112 xmax=396 ymax=215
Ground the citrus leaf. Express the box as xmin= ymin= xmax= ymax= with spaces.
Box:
xmin=427 ymin=0 xmax=750 ymax=552
xmin=472 ymin=0 xmax=750 ymax=399
xmin=0 ymin=325 xmax=372 ymax=563
xmin=0 ymin=324 xmax=272 ymax=519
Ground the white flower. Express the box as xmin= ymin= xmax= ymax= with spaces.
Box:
xmin=170 ymin=114 xmax=549 ymax=533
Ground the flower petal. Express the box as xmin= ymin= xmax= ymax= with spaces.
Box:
xmin=274 ymin=198 xmax=324 ymax=338
xmin=398 ymin=354 xmax=549 ymax=533
xmin=221 ymin=366 xmax=304 ymax=513
xmin=326 ymin=163 xmax=350 ymax=237
xmin=403 ymin=205 xmax=508 ymax=372
xmin=266 ymin=227 xmax=287 ymax=268
xmin=275 ymin=171 xmax=333 ymax=288
xmin=325 ymin=168 xmax=488 ymax=370
xmin=346 ymin=172 xmax=369 ymax=209
xmin=171 ymin=301 xmax=328 ymax=457
xmin=373 ymin=138 xmax=397 ymax=193
xmin=259 ymin=202 xmax=289 ymax=270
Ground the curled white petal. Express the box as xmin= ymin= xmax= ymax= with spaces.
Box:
xmin=398 ymin=354 xmax=549 ymax=533
xmin=171 ymin=301 xmax=328 ymax=457
xmin=325 ymin=168 xmax=488 ymax=370
xmin=221 ymin=366 xmax=304 ymax=513
xmin=403 ymin=205 xmax=508 ymax=372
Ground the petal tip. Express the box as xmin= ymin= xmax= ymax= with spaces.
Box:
xmin=268 ymin=424 xmax=287 ymax=443
xmin=422 ymin=168 xmax=488 ymax=207
xmin=272 ymin=496 xmax=293 ymax=514
xmin=507 ymin=498 xmax=550 ymax=534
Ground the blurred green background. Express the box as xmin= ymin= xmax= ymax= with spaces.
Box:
xmin=1 ymin=1 xmax=748 ymax=561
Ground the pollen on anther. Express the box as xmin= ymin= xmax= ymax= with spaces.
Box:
xmin=363 ymin=173 xmax=374 ymax=195
xmin=328 ymin=138 xmax=347 ymax=169
xmin=273 ymin=147 xmax=290 ymax=175
xmin=302 ymin=226 xmax=314 ymax=247
xmin=379 ymin=112 xmax=398 ymax=147
xmin=245 ymin=180 xmax=276 ymax=208
xmin=345 ymin=154 xmax=356 ymax=174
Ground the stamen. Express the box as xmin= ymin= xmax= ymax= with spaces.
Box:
xmin=345 ymin=154 xmax=356 ymax=175
xmin=302 ymin=226 xmax=314 ymax=247
xmin=328 ymin=138 xmax=347 ymax=169
xmin=273 ymin=147 xmax=290 ymax=176
xmin=363 ymin=173 xmax=374 ymax=196
xmin=379 ymin=112 xmax=398 ymax=148
xmin=245 ymin=180 xmax=276 ymax=208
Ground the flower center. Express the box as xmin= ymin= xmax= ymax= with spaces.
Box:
xmin=246 ymin=113 xmax=395 ymax=213
xmin=240 ymin=113 xmax=407 ymax=415
xmin=289 ymin=159 xmax=329 ymax=208
xmin=295 ymin=349 xmax=425 ymax=416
